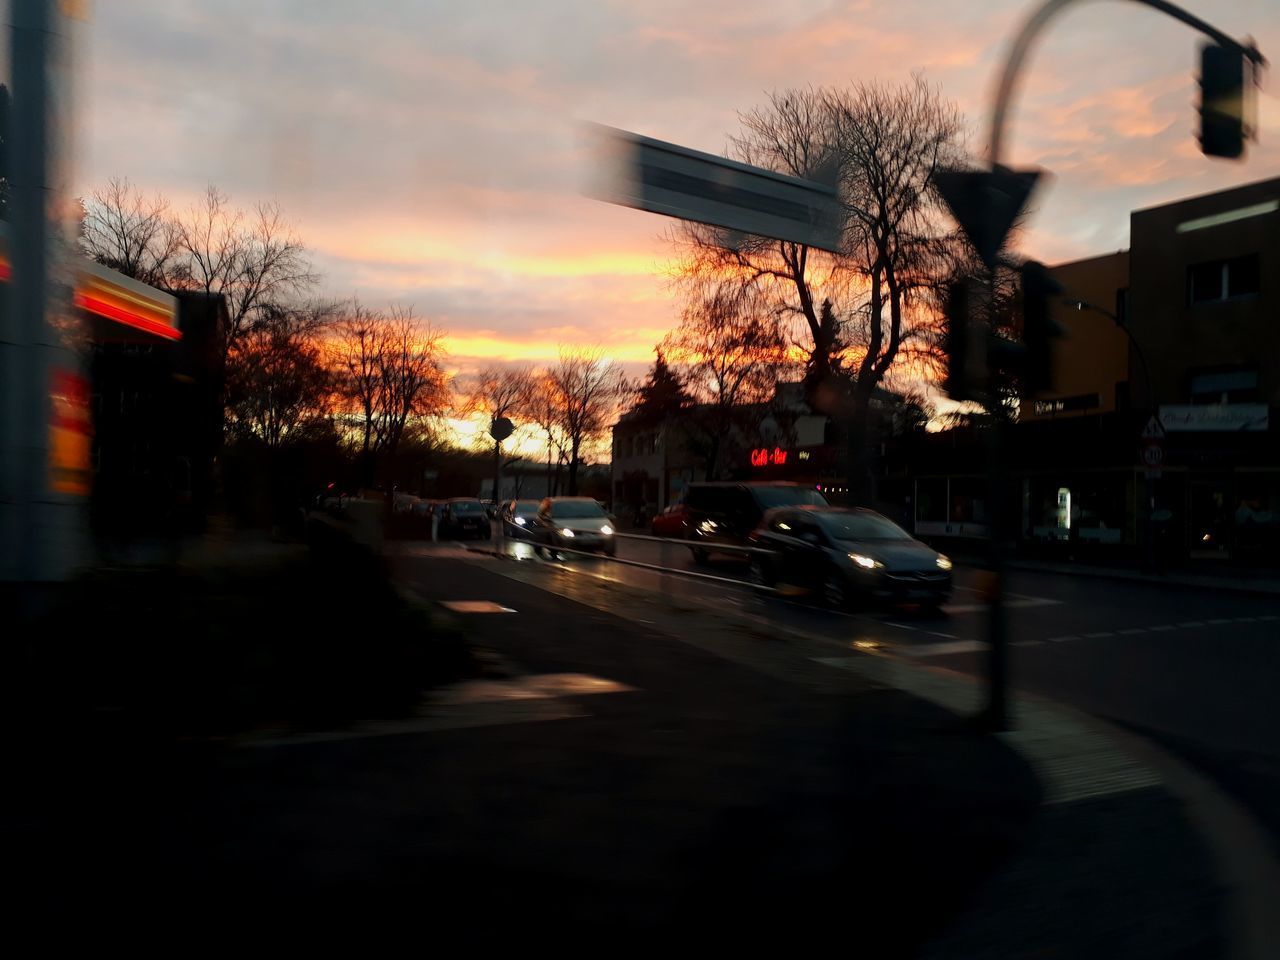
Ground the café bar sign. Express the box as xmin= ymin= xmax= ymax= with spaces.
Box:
xmin=750 ymin=447 xmax=788 ymax=468
xmin=1159 ymin=404 xmax=1269 ymax=432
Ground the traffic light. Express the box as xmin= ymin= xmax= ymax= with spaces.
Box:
xmin=943 ymin=276 xmax=986 ymax=402
xmin=1020 ymin=260 xmax=1064 ymax=394
xmin=1198 ymin=44 xmax=1249 ymax=160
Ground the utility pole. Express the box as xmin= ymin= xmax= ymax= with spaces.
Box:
xmin=1 ymin=1 xmax=86 ymax=591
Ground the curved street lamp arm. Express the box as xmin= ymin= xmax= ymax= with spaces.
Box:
xmin=989 ymin=0 xmax=1268 ymax=166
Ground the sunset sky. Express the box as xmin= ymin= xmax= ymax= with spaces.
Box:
xmin=80 ymin=0 xmax=1278 ymax=388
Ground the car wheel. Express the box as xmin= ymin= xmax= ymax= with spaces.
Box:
xmin=822 ymin=571 xmax=849 ymax=610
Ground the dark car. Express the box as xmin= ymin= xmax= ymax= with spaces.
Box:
xmin=748 ymin=505 xmax=952 ymax=608
xmin=683 ymin=482 xmax=828 ymax=564
xmin=438 ymin=498 xmax=491 ymax=540
xmin=500 ymin=498 xmax=542 ymax=539
xmin=527 ymin=497 xmax=616 ymax=559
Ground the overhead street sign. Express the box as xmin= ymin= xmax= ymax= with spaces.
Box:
xmin=935 ymin=166 xmax=1043 ymax=270
xmin=592 ymin=125 xmax=843 ymax=253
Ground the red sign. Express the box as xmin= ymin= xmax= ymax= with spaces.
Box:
xmin=750 ymin=447 xmax=788 ymax=468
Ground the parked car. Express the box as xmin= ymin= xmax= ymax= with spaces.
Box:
xmin=747 ymin=505 xmax=952 ymax=609
xmin=527 ymin=497 xmax=616 ymax=559
xmin=683 ymin=482 xmax=828 ymax=564
xmin=500 ymin=498 xmax=542 ymax=539
xmin=651 ymin=502 xmax=689 ymax=538
xmin=437 ymin=498 xmax=492 ymax=540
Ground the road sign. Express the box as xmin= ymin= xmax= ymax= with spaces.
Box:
xmin=490 ymin=417 xmax=514 ymax=442
xmin=1140 ymin=415 xmax=1166 ymax=439
xmin=935 ymin=166 xmax=1042 ymax=270
xmin=1141 ymin=444 xmax=1164 ymax=469
xmin=592 ymin=125 xmax=843 ymax=252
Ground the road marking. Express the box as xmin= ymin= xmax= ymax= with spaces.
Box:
xmin=902 ymin=640 xmax=988 ymax=658
xmin=1118 ymin=627 xmax=1147 ymax=635
xmin=1046 ymin=635 xmax=1078 ymax=643
xmin=1177 ymin=621 xmax=1206 ymax=628
xmin=1258 ymin=614 xmax=1279 ymax=622
xmin=1150 ymin=624 xmax=1176 ymax=632
xmin=439 ymin=600 xmax=516 ymax=614
xmin=1206 ymin=618 xmax=1232 ymax=625
xmin=1012 ymin=639 xmax=1045 ymax=647
xmin=942 ymin=597 xmax=1063 ymax=614
xmin=1234 ymin=616 xmax=1258 ymax=623
xmin=1082 ymin=631 xmax=1114 ymax=638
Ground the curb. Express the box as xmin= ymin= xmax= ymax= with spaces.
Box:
xmin=453 ymin=546 xmax=1280 ymax=959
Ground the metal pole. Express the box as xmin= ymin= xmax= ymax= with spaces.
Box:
xmin=2 ymin=1 xmax=85 ymax=586
xmin=981 ymin=270 xmax=1010 ymax=732
xmin=989 ymin=0 xmax=1266 ymax=165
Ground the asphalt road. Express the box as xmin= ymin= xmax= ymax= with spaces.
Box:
xmin=477 ymin=523 xmax=1280 ymax=852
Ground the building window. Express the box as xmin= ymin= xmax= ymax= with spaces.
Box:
xmin=1187 ymin=254 xmax=1260 ymax=304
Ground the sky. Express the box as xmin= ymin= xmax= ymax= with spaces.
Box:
xmin=76 ymin=0 xmax=1279 ymax=392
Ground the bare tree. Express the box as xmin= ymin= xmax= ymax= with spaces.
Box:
xmin=175 ymin=186 xmax=319 ymax=352
xmin=663 ymin=285 xmax=790 ymax=479
xmin=332 ymin=302 xmax=448 ymax=487
xmin=526 ymin=370 xmax=571 ymax=495
xmin=461 ymin=366 xmax=537 ymax=498
xmin=79 ymin=177 xmax=182 ymax=289
xmin=670 ymin=78 xmax=963 ymax=499
xmin=546 ymin=349 xmax=623 ymax=495
xmin=224 ymin=304 xmax=333 ymax=449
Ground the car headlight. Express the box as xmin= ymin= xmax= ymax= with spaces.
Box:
xmin=698 ymin=519 xmax=719 ymax=534
xmin=600 ymin=524 xmax=613 ymax=536
xmin=514 ymin=516 xmax=526 ymax=526
xmin=849 ymin=553 xmax=882 ymax=570
xmin=559 ymin=527 xmax=576 ymax=538
xmin=935 ymin=555 xmax=952 ymax=571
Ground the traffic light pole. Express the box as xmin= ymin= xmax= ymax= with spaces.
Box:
xmin=988 ymin=0 xmax=1265 ymax=167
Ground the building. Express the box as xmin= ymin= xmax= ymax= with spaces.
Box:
xmin=907 ymin=176 xmax=1279 ymax=566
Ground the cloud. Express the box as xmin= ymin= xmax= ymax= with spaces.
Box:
xmin=80 ymin=0 xmax=1280 ymax=378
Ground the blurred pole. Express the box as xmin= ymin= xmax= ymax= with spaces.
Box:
xmin=1 ymin=0 xmax=86 ymax=586
xmin=981 ymin=269 xmax=1010 ymax=732
xmin=493 ymin=438 xmax=503 ymax=549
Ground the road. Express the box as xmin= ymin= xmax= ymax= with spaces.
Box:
xmin=475 ymin=524 xmax=1280 ymax=850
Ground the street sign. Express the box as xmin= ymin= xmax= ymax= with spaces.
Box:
xmin=1141 ymin=444 xmax=1164 ymax=469
xmin=1140 ymin=415 xmax=1166 ymax=439
xmin=489 ymin=417 xmax=514 ymax=442
xmin=592 ymin=125 xmax=843 ymax=252
xmin=935 ymin=166 xmax=1043 ymax=270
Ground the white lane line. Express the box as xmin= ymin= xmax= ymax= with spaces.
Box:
xmin=1177 ymin=621 xmax=1206 ymax=628
xmin=1082 ymin=631 xmax=1115 ymax=639
xmin=1150 ymin=624 xmax=1176 ymax=632
xmin=1234 ymin=616 xmax=1258 ymax=623
xmin=1258 ymin=614 xmax=1279 ymax=622
xmin=1206 ymin=618 xmax=1232 ymax=625
xmin=903 ymin=640 xmax=988 ymax=658
xmin=884 ymin=621 xmax=960 ymax=640
xmin=1046 ymin=635 xmax=1079 ymax=643
xmin=1118 ymin=627 xmax=1148 ymax=635
xmin=1012 ymin=639 xmax=1045 ymax=647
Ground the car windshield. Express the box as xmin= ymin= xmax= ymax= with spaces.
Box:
xmin=553 ymin=501 xmax=605 ymax=518
xmin=514 ymin=501 xmax=540 ymax=515
xmin=451 ymin=501 xmax=485 ymax=514
xmin=752 ymin=486 xmax=829 ymax=509
xmin=819 ymin=512 xmax=914 ymax=541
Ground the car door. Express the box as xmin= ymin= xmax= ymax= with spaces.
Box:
xmin=758 ymin=510 xmax=800 ymax=585
xmin=788 ymin=515 xmax=829 ymax=587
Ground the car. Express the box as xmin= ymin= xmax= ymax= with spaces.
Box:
xmin=683 ymin=481 xmax=828 ymax=564
xmin=527 ymin=497 xmax=617 ymax=559
xmin=651 ymin=501 xmax=689 ymax=538
xmin=437 ymin=498 xmax=492 ymax=540
xmin=500 ymin=498 xmax=542 ymax=539
xmin=747 ymin=505 xmax=952 ymax=609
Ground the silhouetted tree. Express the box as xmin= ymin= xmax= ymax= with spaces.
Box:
xmin=546 ymin=349 xmax=622 ymax=495
xmin=671 ymin=78 xmax=963 ymax=499
xmin=629 ymin=351 xmax=691 ymax=425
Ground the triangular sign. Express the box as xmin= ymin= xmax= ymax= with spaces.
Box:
xmin=935 ymin=165 xmax=1042 ymax=270
xmin=1140 ymin=415 xmax=1166 ymax=439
